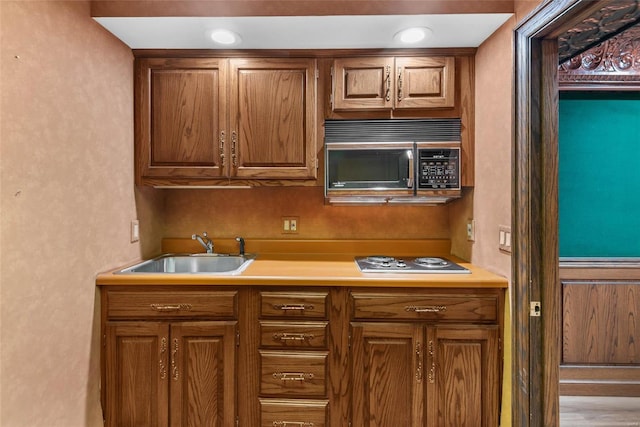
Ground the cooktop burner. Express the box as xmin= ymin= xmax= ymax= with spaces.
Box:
xmin=355 ymin=256 xmax=469 ymax=274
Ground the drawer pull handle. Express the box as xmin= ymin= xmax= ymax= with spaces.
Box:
xmin=272 ymin=372 xmax=314 ymax=382
xmin=273 ymin=333 xmax=315 ymax=342
xmin=404 ymin=305 xmax=447 ymax=313
xmin=273 ymin=422 xmax=314 ymax=427
xmin=272 ymin=304 xmax=314 ymax=312
xmin=150 ymin=304 xmax=192 ymax=312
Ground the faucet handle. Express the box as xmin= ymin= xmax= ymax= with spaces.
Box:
xmin=192 ymin=232 xmax=214 ymax=254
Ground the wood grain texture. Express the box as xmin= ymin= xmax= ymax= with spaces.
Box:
xmin=431 ymin=327 xmax=500 ymax=427
xmin=351 ymin=322 xmax=423 ymax=427
xmin=230 ymin=57 xmax=317 ymax=179
xmin=170 ymin=321 xmax=237 ymax=427
xmin=135 ymin=57 xmax=228 ymax=182
xmin=259 ymin=398 xmax=328 ymax=427
xmin=396 ymin=57 xmax=455 ymax=109
xmin=106 ymin=322 xmax=169 ymax=427
xmin=259 ymin=350 xmax=328 ymax=397
xmin=562 ymin=282 xmax=640 ymax=364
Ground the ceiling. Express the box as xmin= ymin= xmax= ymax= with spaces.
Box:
xmin=94 ymin=14 xmax=513 ymax=49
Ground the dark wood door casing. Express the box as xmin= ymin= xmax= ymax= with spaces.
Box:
xmin=514 ymin=0 xmax=640 ymax=426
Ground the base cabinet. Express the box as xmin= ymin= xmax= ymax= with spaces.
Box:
xmin=102 ymin=288 xmax=239 ymax=427
xmin=101 ymin=286 xmax=502 ymax=426
xmin=351 ymin=323 xmax=500 ymax=427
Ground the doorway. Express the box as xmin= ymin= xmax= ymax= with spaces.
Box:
xmin=512 ymin=1 xmax=640 ymax=426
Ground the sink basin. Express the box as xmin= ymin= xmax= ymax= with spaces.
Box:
xmin=117 ymin=254 xmax=256 ymax=275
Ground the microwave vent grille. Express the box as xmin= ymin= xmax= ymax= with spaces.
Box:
xmin=324 ymin=119 xmax=461 ymax=143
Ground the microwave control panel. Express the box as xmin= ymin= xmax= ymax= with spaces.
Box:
xmin=418 ymin=148 xmax=460 ymax=190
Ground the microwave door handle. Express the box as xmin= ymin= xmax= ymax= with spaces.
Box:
xmin=407 ymin=149 xmax=414 ymax=189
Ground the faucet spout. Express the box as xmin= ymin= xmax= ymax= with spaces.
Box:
xmin=192 ymin=232 xmax=214 ymax=253
xmin=235 ymin=236 xmax=245 ymax=256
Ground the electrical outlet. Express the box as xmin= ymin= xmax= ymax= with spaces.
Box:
xmin=130 ymin=220 xmax=140 ymax=243
xmin=282 ymin=216 xmax=299 ymax=234
xmin=466 ymin=219 xmax=475 ymax=241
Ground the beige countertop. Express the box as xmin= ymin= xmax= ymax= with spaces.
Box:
xmin=96 ymin=240 xmax=508 ymax=288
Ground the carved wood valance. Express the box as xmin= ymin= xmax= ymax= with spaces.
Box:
xmin=559 ymin=24 xmax=640 ymax=90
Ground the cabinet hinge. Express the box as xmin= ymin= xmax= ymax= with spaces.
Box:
xmin=236 ymin=415 xmax=239 ymax=426
xmin=530 ymin=301 xmax=541 ymax=317
xmin=315 ymin=68 xmax=319 ymax=79
xmin=236 ymin=329 xmax=240 ymax=347
xmin=315 ymin=158 xmax=319 ymax=170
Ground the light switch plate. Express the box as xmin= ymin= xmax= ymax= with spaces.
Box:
xmin=131 ymin=220 xmax=140 ymax=243
xmin=499 ymin=225 xmax=511 ymax=253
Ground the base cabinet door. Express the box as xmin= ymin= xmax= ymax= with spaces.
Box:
xmin=351 ymin=322 xmax=425 ymax=427
xmin=351 ymin=323 xmax=500 ymax=427
xmin=105 ymin=322 xmax=169 ymax=427
xmin=105 ymin=321 xmax=237 ymax=427
xmin=427 ymin=326 xmax=501 ymax=427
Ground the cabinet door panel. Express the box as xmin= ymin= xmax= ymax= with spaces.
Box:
xmin=136 ymin=58 xmax=228 ymax=182
xmin=563 ymin=281 xmax=640 ymax=364
xmin=332 ymin=57 xmax=394 ymax=110
xmin=429 ymin=327 xmax=500 ymax=427
xmin=106 ymin=322 xmax=169 ymax=427
xmin=351 ymin=322 xmax=424 ymax=427
xmin=230 ymin=58 xmax=317 ymax=179
xmin=170 ymin=321 xmax=237 ymax=427
xmin=395 ymin=57 xmax=455 ymax=109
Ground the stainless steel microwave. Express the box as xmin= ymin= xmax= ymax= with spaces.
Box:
xmin=325 ymin=141 xmax=461 ymax=204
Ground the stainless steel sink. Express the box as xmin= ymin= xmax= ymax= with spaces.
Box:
xmin=117 ymin=254 xmax=256 ymax=275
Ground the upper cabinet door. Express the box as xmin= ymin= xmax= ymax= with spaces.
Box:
xmin=332 ymin=56 xmax=456 ymax=111
xmin=136 ymin=58 xmax=228 ymax=184
xmin=395 ymin=57 xmax=455 ymax=109
xmin=229 ymin=58 xmax=318 ymax=180
xmin=332 ymin=57 xmax=395 ymax=110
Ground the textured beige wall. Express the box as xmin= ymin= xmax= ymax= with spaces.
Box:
xmin=0 ymin=1 xmax=159 ymax=425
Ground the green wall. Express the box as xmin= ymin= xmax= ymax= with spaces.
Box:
xmin=559 ymin=91 xmax=640 ymax=257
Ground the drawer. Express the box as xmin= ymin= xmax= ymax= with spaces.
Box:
xmin=260 ymin=321 xmax=328 ymax=349
xmin=261 ymin=291 xmax=328 ymax=319
xmin=260 ymin=350 xmax=328 ymax=397
xmin=105 ymin=290 xmax=237 ymax=319
xmin=260 ymin=398 xmax=328 ymax=427
xmin=351 ymin=292 xmax=499 ymax=322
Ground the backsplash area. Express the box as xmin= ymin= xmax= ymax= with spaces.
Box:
xmin=161 ymin=186 xmax=451 ymax=240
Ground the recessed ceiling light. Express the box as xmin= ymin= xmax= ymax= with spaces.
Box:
xmin=210 ymin=29 xmax=241 ymax=45
xmin=394 ymin=27 xmax=433 ymax=44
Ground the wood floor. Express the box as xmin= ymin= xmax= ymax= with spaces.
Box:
xmin=560 ymin=396 xmax=640 ymax=426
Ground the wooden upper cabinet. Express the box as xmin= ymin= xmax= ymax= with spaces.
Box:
xmin=229 ymin=58 xmax=318 ymax=179
xmin=395 ymin=57 xmax=455 ymax=109
xmin=136 ymin=58 xmax=228 ymax=184
xmin=332 ymin=56 xmax=455 ymax=111
xmin=135 ymin=56 xmax=318 ymax=185
xmin=332 ymin=57 xmax=395 ymax=110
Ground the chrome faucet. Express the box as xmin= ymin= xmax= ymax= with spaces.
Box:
xmin=192 ymin=232 xmax=214 ymax=253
